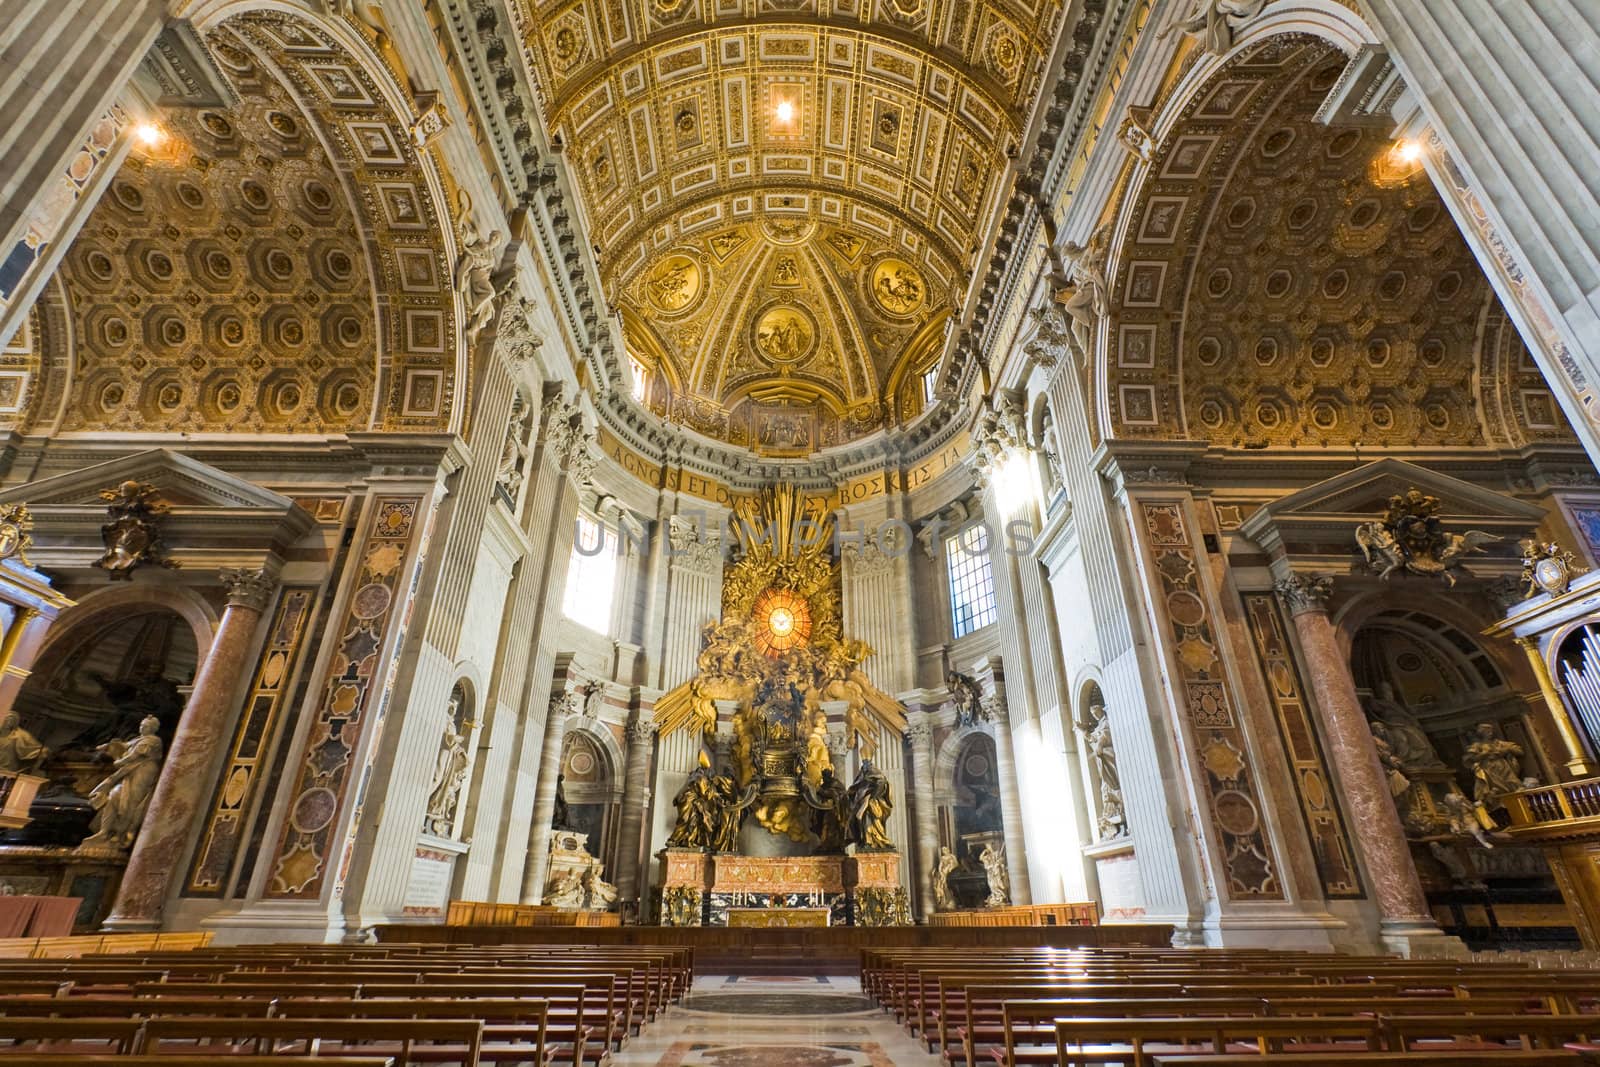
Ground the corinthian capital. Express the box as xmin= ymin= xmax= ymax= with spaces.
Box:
xmin=220 ymin=567 xmax=275 ymax=613
xmin=1274 ymin=573 xmax=1333 ymax=616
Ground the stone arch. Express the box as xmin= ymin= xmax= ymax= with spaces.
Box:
xmin=1097 ymin=22 xmax=1575 ymax=452
xmin=31 ymin=0 xmax=463 ymax=439
xmin=559 ymin=719 xmax=623 ymax=873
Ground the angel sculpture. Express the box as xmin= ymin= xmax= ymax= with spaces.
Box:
xmin=653 ymin=619 xmax=762 ymax=742
xmin=811 ymin=638 xmax=905 ymax=756
xmin=1057 ymin=221 xmax=1112 ymax=358
xmin=1158 ymin=0 xmax=1271 ymax=55
xmin=454 ymin=192 xmax=502 ymax=349
xmin=1354 ymin=489 xmax=1500 ymax=587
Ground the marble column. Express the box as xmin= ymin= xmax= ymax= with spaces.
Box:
xmin=520 ymin=702 xmax=572 ymax=903
xmin=102 ymin=568 xmax=274 ymax=930
xmin=614 ymin=716 xmax=656 ymax=910
xmin=1516 ymin=636 xmax=1597 ymax=777
xmin=905 ymin=716 xmax=938 ymax=921
xmin=1275 ymin=574 xmax=1440 ymax=950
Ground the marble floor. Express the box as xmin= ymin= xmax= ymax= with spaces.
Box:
xmin=614 ymin=974 xmax=944 ymax=1067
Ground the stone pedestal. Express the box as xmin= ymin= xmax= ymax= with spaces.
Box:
xmin=0 ymin=774 xmax=46 ymax=830
xmin=401 ymin=834 xmax=468 ymax=921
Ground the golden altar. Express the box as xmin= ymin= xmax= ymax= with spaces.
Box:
xmin=728 ymin=907 xmax=830 ymax=928
xmin=657 ymin=848 xmax=909 ymax=926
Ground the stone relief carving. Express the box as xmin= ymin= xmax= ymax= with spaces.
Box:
xmin=454 ymin=192 xmax=503 ymax=351
xmin=1079 ymin=701 xmax=1126 ymax=840
xmin=497 ymin=393 xmax=532 ymax=502
xmin=0 ymin=503 xmax=35 ymax=567
xmin=96 ymin=482 xmax=178 ymax=579
xmin=667 ymin=515 xmax=722 ymax=574
xmin=1159 ymin=0 xmax=1271 ymax=55
xmin=1021 ymin=302 xmax=1070 ymax=369
xmin=1058 ymin=221 xmax=1111 ymax=361
xmin=1273 ymin=573 xmax=1333 ymax=615
xmin=1519 ymin=538 xmax=1586 ymax=599
xmin=581 ymin=683 xmax=605 ymax=720
xmin=495 ymin=295 xmax=544 ymax=367
xmin=1354 ymin=489 xmax=1500 ymax=587
xmin=968 ymin=394 xmax=1027 ymax=489
xmin=945 ymin=670 xmax=987 ymax=728
xmin=81 ymin=715 xmax=164 ymax=850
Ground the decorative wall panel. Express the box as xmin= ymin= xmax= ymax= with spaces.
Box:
xmin=1241 ymin=592 xmax=1363 ymax=899
xmin=1139 ymin=501 xmax=1283 ymax=900
xmin=267 ymin=498 xmax=422 ymax=899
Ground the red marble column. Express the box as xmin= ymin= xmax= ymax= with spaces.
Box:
xmin=102 ymin=569 xmax=275 ymax=930
xmin=1276 ymin=574 xmax=1440 ymax=949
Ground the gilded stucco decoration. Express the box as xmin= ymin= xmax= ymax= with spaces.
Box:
xmin=36 ymin=12 xmax=457 ymax=436
xmin=511 ymin=0 xmax=1066 ymax=452
xmin=1105 ymin=36 xmax=1575 ymax=450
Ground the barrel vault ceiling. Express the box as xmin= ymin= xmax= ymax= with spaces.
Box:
xmin=513 ymin=0 xmax=1068 ymax=455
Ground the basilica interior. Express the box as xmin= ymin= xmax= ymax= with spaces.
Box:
xmin=5 ymin=0 xmax=1600 ymax=1016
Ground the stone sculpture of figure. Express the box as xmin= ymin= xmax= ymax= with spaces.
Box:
xmin=1369 ymin=723 xmax=1412 ymax=799
xmin=454 ymin=216 xmax=502 ymax=350
xmin=1439 ymin=790 xmax=1497 ymax=850
xmin=426 ymin=716 xmax=470 ymax=835
xmin=1058 ymin=221 xmax=1111 ymax=358
xmin=933 ymin=846 xmax=959 ymax=911
xmin=81 ymin=715 xmax=164 ymax=850
xmin=581 ymin=866 xmax=619 ymax=910
xmin=1081 ymin=703 xmax=1126 ymax=839
xmin=1465 ymin=722 xmax=1527 ymax=815
xmin=846 ymin=759 xmax=894 ymax=851
xmin=0 ymin=712 xmax=49 ymax=774
xmin=804 ymin=768 xmax=850 ymax=852
xmin=544 ymin=869 xmax=585 ymax=909
xmin=980 ymin=842 xmax=1010 ymax=907
xmin=946 ymin=670 xmax=985 ymax=728
xmin=552 ymin=773 xmax=571 ymax=831
xmin=582 ymin=684 xmax=605 ymax=719
xmin=1363 ymin=683 xmax=1446 ymax=772
xmin=665 ymin=752 xmax=719 ymax=849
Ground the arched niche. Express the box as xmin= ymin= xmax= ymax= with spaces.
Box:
xmin=933 ymin=727 xmax=1004 ymax=908
xmin=559 ymin=724 xmax=622 ymax=876
xmin=4 ymin=594 xmax=208 ymax=848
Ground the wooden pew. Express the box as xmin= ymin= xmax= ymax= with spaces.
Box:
xmin=0 ymin=1017 xmax=145 ymax=1054
xmin=1052 ymin=1016 xmax=1382 ymax=1067
xmin=137 ymin=1016 xmax=484 ymax=1066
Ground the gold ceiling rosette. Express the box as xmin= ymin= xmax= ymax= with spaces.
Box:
xmin=654 ymin=484 xmax=906 ymax=840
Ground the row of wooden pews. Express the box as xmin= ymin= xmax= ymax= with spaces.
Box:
xmin=0 ymin=938 xmax=692 ymax=1065
xmin=860 ymin=946 xmax=1600 ymax=1067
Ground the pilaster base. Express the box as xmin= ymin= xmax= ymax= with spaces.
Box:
xmin=1379 ymin=919 xmax=1467 ymax=958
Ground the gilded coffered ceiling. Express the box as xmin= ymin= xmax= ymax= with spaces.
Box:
xmin=29 ymin=12 xmax=457 ymax=437
xmin=512 ymin=0 xmax=1068 ymax=453
xmin=1107 ymin=36 xmax=1574 ymax=451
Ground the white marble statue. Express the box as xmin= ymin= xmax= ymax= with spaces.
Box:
xmin=933 ymin=846 xmax=959 ymax=911
xmin=82 ymin=715 xmax=163 ymax=850
xmin=426 ymin=708 xmax=470 ymax=836
xmin=980 ymin=842 xmax=1010 ymax=907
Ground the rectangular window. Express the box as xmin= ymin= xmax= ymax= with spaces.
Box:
xmin=629 ymin=353 xmax=649 ymax=403
xmin=921 ymin=363 xmax=941 ymax=405
xmin=562 ymin=514 xmax=617 ymax=634
xmin=946 ymin=524 xmax=997 ymax=638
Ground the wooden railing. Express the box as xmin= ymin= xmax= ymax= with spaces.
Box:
xmin=1505 ymin=777 xmax=1600 ymax=825
xmin=446 ymin=901 xmax=621 ymax=927
xmin=927 ymin=902 xmax=1100 ymax=927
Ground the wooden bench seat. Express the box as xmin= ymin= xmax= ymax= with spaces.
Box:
xmin=1149 ymin=1054 xmax=1582 ymax=1067
xmin=1052 ymin=1017 xmax=1383 ymax=1067
xmin=138 ymin=1017 xmax=484 ymax=1066
xmin=0 ymin=1018 xmax=145 ymax=1054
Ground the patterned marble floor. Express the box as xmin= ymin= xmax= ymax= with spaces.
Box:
xmin=613 ymin=974 xmax=944 ymax=1067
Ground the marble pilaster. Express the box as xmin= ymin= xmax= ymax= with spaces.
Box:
xmin=1275 ymin=573 xmax=1442 ymax=952
xmin=103 ymin=568 xmax=274 ymax=930
xmin=981 ymin=661 xmax=1032 ymax=905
